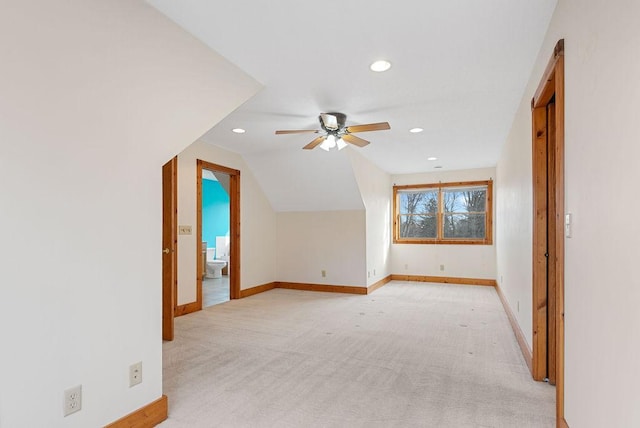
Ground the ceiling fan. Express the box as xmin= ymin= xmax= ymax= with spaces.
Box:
xmin=275 ymin=112 xmax=390 ymax=151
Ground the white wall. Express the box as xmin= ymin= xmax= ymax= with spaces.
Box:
xmin=243 ymin=148 xmax=366 ymax=212
xmin=176 ymin=141 xmax=276 ymax=304
xmin=391 ymin=168 xmax=497 ymax=279
xmin=495 ymin=95 xmax=536 ymax=348
xmin=348 ymin=150 xmax=393 ymax=286
xmin=276 ymin=211 xmax=367 ymax=286
xmin=0 ymin=2 xmax=260 ymax=427
xmin=496 ymin=0 xmax=640 ymax=426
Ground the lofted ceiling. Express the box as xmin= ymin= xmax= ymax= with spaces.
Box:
xmin=148 ymin=0 xmax=556 ymax=209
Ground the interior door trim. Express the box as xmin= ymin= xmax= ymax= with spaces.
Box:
xmin=197 ymin=159 xmax=241 ymax=305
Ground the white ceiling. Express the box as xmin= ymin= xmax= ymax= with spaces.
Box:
xmin=148 ymin=0 xmax=556 ymax=209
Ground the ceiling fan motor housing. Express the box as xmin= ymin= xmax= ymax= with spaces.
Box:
xmin=319 ymin=112 xmax=347 ymax=132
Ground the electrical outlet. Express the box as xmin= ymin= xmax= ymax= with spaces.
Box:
xmin=373 ymin=269 xmax=376 ymax=276
xmin=404 ymin=264 xmax=408 ymax=270
xmin=321 ymin=270 xmax=326 ymax=278
xmin=500 ymin=275 xmax=503 ymax=284
xmin=63 ymin=385 xmax=82 ymax=417
xmin=517 ymin=301 xmax=520 ymax=312
xmin=367 ymin=271 xmax=370 ymax=278
xmin=129 ymin=361 xmax=142 ymax=387
xmin=178 ymin=225 xmax=192 ymax=235
xmin=439 ymin=264 xmax=445 ymax=271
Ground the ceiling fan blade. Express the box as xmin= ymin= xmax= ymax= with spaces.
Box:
xmin=342 ymin=134 xmax=370 ymax=147
xmin=303 ymin=136 xmax=327 ymax=150
xmin=275 ymin=129 xmax=319 ymax=135
xmin=345 ymin=122 xmax=390 ymax=133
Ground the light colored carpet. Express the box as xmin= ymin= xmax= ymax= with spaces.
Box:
xmin=161 ymin=281 xmax=555 ymax=427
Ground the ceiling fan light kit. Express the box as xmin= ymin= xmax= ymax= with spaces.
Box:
xmin=318 ymin=134 xmax=348 ymax=151
xmin=275 ymin=112 xmax=390 ymax=151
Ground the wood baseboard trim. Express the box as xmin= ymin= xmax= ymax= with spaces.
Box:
xmin=276 ymin=282 xmax=368 ymax=295
xmin=177 ymin=275 xmax=493 ymax=307
xmin=367 ymin=275 xmax=392 ymax=294
xmin=390 ymin=274 xmax=497 ymax=287
xmin=495 ymin=283 xmax=533 ymax=373
xmin=240 ymin=278 xmax=392 ymax=297
xmin=240 ymin=282 xmax=278 ymax=298
xmin=174 ymin=301 xmax=199 ymax=317
xmin=105 ymin=395 xmax=167 ymax=428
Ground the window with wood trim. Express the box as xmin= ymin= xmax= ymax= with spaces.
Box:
xmin=393 ymin=180 xmax=493 ymax=245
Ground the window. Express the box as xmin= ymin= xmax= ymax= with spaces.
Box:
xmin=393 ymin=180 xmax=492 ymax=245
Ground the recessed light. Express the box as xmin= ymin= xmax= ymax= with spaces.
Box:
xmin=231 ymin=128 xmax=246 ymax=134
xmin=370 ymin=60 xmax=391 ymax=72
xmin=409 ymin=128 xmax=424 ymax=133
xmin=427 ymin=157 xmax=438 ymax=161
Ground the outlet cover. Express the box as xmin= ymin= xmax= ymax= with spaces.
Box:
xmin=321 ymin=270 xmax=326 ymax=278
xmin=129 ymin=361 xmax=142 ymax=387
xmin=63 ymin=385 xmax=82 ymax=417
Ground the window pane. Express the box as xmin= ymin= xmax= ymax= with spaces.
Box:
xmin=399 ymin=190 xmax=438 ymax=215
xmin=443 ymin=213 xmax=486 ymax=239
xmin=399 ymin=215 xmax=437 ymax=238
xmin=443 ymin=188 xmax=486 ymax=213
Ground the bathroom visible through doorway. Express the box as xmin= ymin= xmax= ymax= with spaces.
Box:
xmin=196 ymin=160 xmax=241 ymax=307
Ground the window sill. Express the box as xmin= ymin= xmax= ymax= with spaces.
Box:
xmin=393 ymin=239 xmax=493 ymax=245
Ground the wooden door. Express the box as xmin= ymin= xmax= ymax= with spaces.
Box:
xmin=547 ymin=100 xmax=557 ymax=385
xmin=162 ymin=157 xmax=177 ymax=341
xmin=531 ymin=39 xmax=565 ymax=425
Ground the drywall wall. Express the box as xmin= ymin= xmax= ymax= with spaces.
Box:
xmin=495 ymin=100 xmax=536 ymax=348
xmin=348 ymin=150 xmax=393 ymax=286
xmin=0 ymin=1 xmax=260 ymax=427
xmin=276 ymin=211 xmax=367 ymax=286
xmin=176 ymin=141 xmax=276 ymax=304
xmin=390 ymin=168 xmax=497 ymax=280
xmin=243 ymin=148 xmax=366 ymax=212
xmin=496 ymin=0 xmax=640 ymax=426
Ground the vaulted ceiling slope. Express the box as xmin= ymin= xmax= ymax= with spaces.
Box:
xmin=149 ymin=0 xmax=556 ymax=211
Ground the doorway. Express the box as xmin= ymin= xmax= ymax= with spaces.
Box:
xmin=201 ymin=167 xmax=230 ymax=307
xmin=196 ymin=160 xmax=241 ymax=306
xmin=531 ymin=40 xmax=565 ymax=425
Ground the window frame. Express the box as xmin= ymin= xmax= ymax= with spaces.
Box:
xmin=393 ymin=180 xmax=493 ymax=245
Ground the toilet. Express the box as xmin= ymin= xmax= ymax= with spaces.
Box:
xmin=205 ymin=248 xmax=227 ymax=279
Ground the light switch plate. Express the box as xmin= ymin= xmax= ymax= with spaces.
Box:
xmin=565 ymin=213 xmax=572 ymax=238
xmin=178 ymin=225 xmax=192 ymax=235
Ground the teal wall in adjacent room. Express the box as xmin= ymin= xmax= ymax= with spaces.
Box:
xmin=203 ymin=178 xmax=230 ymax=253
